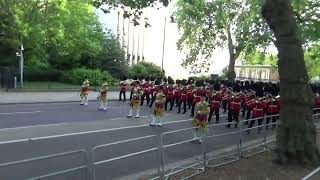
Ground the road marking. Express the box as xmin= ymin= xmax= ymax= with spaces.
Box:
xmin=109 ymin=116 xmax=149 ymax=121
xmin=0 ymin=123 xmax=66 ymax=131
xmin=0 ymin=111 xmax=41 ymax=115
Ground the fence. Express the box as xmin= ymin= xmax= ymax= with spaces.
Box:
xmin=0 ymin=111 xmax=320 ymax=180
xmin=235 ymin=76 xmax=279 ymax=83
xmin=0 ymin=66 xmax=15 ymax=89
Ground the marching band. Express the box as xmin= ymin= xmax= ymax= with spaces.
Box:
xmin=79 ymin=77 xmax=320 ymax=143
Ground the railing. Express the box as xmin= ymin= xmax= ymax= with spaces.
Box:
xmin=0 ymin=110 xmax=320 ymax=180
xmin=0 ymin=150 xmax=88 ymax=180
xmin=235 ymin=76 xmax=279 ymax=82
xmin=301 ymin=112 xmax=320 ymax=180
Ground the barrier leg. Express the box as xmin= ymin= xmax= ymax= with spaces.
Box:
xmin=86 ymin=148 xmax=95 ymax=180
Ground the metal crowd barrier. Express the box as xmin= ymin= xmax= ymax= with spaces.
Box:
xmin=205 ymin=122 xmax=240 ymax=168
xmin=91 ymin=135 xmax=158 ymax=180
xmin=240 ymin=114 xmax=279 ymax=158
xmin=1 ymin=109 xmax=320 ymax=180
xmin=160 ymin=126 xmax=206 ymax=180
xmin=0 ymin=150 xmax=87 ymax=180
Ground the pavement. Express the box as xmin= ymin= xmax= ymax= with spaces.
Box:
xmin=0 ymin=99 xmax=274 ymax=180
xmin=0 ymin=91 xmax=124 ymax=104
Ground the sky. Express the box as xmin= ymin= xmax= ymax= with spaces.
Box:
xmin=95 ymin=6 xmax=231 ymax=79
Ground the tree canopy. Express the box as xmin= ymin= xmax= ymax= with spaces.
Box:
xmin=175 ymin=0 xmax=272 ymax=80
xmin=0 ymin=0 xmax=126 ymax=78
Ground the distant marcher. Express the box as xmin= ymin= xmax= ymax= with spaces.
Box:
xmin=192 ymin=95 xmax=210 ymax=143
xmin=119 ymin=81 xmax=127 ymax=102
xmin=98 ymin=81 xmax=108 ymax=111
xmin=150 ymin=86 xmax=166 ymax=126
xmin=128 ymin=81 xmax=143 ymax=118
xmin=80 ymin=77 xmax=89 ymax=105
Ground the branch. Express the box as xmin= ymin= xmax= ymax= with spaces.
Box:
xmin=293 ymin=10 xmax=302 ymax=23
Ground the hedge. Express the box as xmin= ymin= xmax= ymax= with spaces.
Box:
xmin=62 ymin=67 xmax=119 ymax=86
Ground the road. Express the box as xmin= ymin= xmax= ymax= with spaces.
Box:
xmin=0 ymin=101 xmax=274 ymax=180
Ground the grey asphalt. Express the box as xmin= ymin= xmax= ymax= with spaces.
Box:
xmin=0 ymin=101 xmax=273 ymax=180
xmin=0 ymin=91 xmax=123 ymax=104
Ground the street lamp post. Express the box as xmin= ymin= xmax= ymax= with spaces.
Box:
xmin=16 ymin=45 xmax=24 ymax=88
xmin=161 ymin=16 xmax=167 ymax=78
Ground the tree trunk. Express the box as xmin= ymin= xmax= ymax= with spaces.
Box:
xmin=227 ymin=26 xmax=236 ymax=83
xmin=262 ymin=0 xmax=320 ymax=166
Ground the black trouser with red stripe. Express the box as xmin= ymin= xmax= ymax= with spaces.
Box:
xmin=208 ymin=108 xmax=219 ymax=123
xmin=241 ymin=102 xmax=246 ymax=117
xmin=130 ymin=90 xmax=133 ymax=100
xmin=190 ymin=102 xmax=196 ymax=117
xmin=187 ymin=98 xmax=193 ymax=109
xmin=266 ymin=112 xmax=277 ymax=129
xmin=174 ymin=97 xmax=180 ymax=107
xmin=248 ymin=116 xmax=263 ymax=132
xmin=165 ymin=98 xmax=174 ymax=111
xmin=119 ymin=91 xmax=126 ymax=101
xmin=227 ymin=108 xmax=239 ymax=127
xmin=141 ymin=93 xmax=150 ymax=106
xmin=245 ymin=108 xmax=251 ymax=125
xmin=222 ymin=100 xmax=227 ymax=113
xmin=178 ymin=100 xmax=187 ymax=114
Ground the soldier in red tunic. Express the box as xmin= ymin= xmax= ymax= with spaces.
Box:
xmin=165 ymin=84 xmax=175 ymax=111
xmin=186 ymin=85 xmax=194 ymax=110
xmin=227 ymin=93 xmax=241 ymax=128
xmin=178 ymin=86 xmax=187 ymax=114
xmin=119 ymin=80 xmax=127 ymax=102
xmin=221 ymin=88 xmax=231 ymax=113
xmin=248 ymin=98 xmax=264 ymax=133
xmin=245 ymin=93 xmax=256 ymax=121
xmin=266 ymin=95 xmax=278 ymax=130
xmin=149 ymin=83 xmax=159 ymax=108
xmin=141 ymin=80 xmax=151 ymax=106
xmin=313 ymin=92 xmax=320 ymax=114
xmin=174 ymin=83 xmax=182 ymax=107
xmin=190 ymin=86 xmax=202 ymax=117
xmin=208 ymin=91 xmax=221 ymax=123
xmin=129 ymin=79 xmax=136 ymax=100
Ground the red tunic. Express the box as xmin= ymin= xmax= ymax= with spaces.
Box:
xmin=120 ymin=82 xmax=127 ymax=92
xmin=143 ymin=84 xmax=150 ymax=95
xmin=193 ymin=89 xmax=202 ymax=103
xmin=246 ymin=99 xmax=256 ymax=109
xmin=166 ymin=88 xmax=174 ymax=99
xmin=210 ymin=95 xmax=221 ymax=110
xmin=174 ymin=88 xmax=182 ymax=99
xmin=187 ymin=90 xmax=193 ymax=100
xmin=315 ymin=96 xmax=320 ymax=109
xmin=181 ymin=90 xmax=187 ymax=101
xmin=230 ymin=98 xmax=241 ymax=111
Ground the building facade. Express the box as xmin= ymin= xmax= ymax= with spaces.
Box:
xmin=234 ymin=65 xmax=279 ymax=82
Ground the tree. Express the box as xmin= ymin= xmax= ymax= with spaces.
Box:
xmin=128 ymin=62 xmax=163 ymax=79
xmin=0 ymin=0 xmax=105 ymax=70
xmin=262 ymin=0 xmax=320 ymax=165
xmin=94 ymin=34 xmax=128 ymax=79
xmin=175 ymin=0 xmax=272 ymax=82
xmin=244 ymin=49 xmax=278 ymax=67
xmin=305 ymin=43 xmax=320 ymax=79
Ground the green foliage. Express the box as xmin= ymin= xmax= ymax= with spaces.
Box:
xmin=62 ymin=67 xmax=118 ymax=86
xmin=176 ymin=0 xmax=272 ymax=74
xmin=189 ymin=75 xmax=210 ymax=82
xmin=95 ymin=35 xmax=128 ymax=78
xmin=128 ymin=62 xmax=163 ymax=79
xmin=305 ymin=43 xmax=320 ymax=78
xmin=24 ymin=67 xmax=62 ymax=82
xmin=0 ymin=0 xmax=128 ymax=83
xmin=244 ymin=49 xmax=278 ymax=67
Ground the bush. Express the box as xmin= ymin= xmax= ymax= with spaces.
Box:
xmin=128 ymin=62 xmax=164 ymax=79
xmin=24 ymin=66 xmax=62 ymax=82
xmin=62 ymin=67 xmax=118 ymax=86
